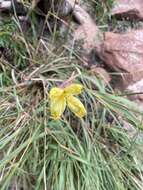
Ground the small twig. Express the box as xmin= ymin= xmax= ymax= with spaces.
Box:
xmin=59 ymin=71 xmax=78 ymax=88
xmin=24 ymin=65 xmax=44 ymax=81
xmin=0 ymin=58 xmax=19 ymax=73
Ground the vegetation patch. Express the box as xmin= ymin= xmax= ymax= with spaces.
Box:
xmin=0 ymin=0 xmax=143 ymax=189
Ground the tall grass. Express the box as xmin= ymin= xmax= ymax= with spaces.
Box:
xmin=0 ymin=57 xmax=143 ymax=189
xmin=0 ymin=2 xmax=143 ymax=189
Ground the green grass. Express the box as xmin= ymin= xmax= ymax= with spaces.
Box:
xmin=82 ymin=0 xmax=114 ymax=25
xmin=0 ymin=1 xmax=143 ymax=189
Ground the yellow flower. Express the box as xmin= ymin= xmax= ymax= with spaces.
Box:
xmin=49 ymin=84 xmax=87 ymax=119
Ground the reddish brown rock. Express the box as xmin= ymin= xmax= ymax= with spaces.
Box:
xmin=127 ymin=79 xmax=143 ymax=101
xmin=99 ymin=30 xmax=143 ymax=84
xmin=112 ymin=0 xmax=143 ymax=20
xmin=73 ymin=5 xmax=102 ymax=54
xmin=72 ymin=4 xmax=103 ymax=67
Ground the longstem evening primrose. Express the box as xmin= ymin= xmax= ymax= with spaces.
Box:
xmin=49 ymin=83 xmax=87 ymax=120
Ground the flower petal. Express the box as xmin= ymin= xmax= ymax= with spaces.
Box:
xmin=50 ymin=96 xmax=66 ymax=120
xmin=49 ymin=87 xmax=64 ymax=99
xmin=67 ymin=95 xmax=87 ymax=118
xmin=64 ymin=84 xmax=83 ymax=95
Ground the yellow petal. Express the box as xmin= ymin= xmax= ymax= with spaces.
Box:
xmin=67 ymin=95 xmax=87 ymax=118
xmin=50 ymin=96 xmax=66 ymax=120
xmin=49 ymin=87 xmax=64 ymax=99
xmin=64 ymin=84 xmax=83 ymax=96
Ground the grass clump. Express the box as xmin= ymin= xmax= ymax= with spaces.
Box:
xmin=0 ymin=19 xmax=29 ymax=69
xmin=0 ymin=55 xmax=143 ymax=189
xmin=0 ymin=2 xmax=143 ymax=190
xmin=82 ymin=0 xmax=114 ymax=25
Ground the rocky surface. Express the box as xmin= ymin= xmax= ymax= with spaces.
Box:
xmin=98 ymin=30 xmax=143 ymax=86
xmin=112 ymin=0 xmax=143 ymax=21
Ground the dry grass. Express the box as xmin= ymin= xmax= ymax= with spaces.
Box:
xmin=0 ymin=1 xmax=143 ymax=189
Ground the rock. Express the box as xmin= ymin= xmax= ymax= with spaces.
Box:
xmin=0 ymin=0 xmax=73 ymax=17
xmin=0 ymin=0 xmax=28 ymax=15
xmin=73 ymin=5 xmax=102 ymax=53
xmin=99 ymin=30 xmax=143 ymax=85
xmin=36 ymin=0 xmax=73 ymax=17
xmin=112 ymin=0 xmax=143 ymax=21
xmin=126 ymin=79 xmax=143 ymax=101
xmin=90 ymin=66 xmax=111 ymax=86
xmin=73 ymin=5 xmax=103 ymax=67
xmin=0 ymin=0 xmax=11 ymax=10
